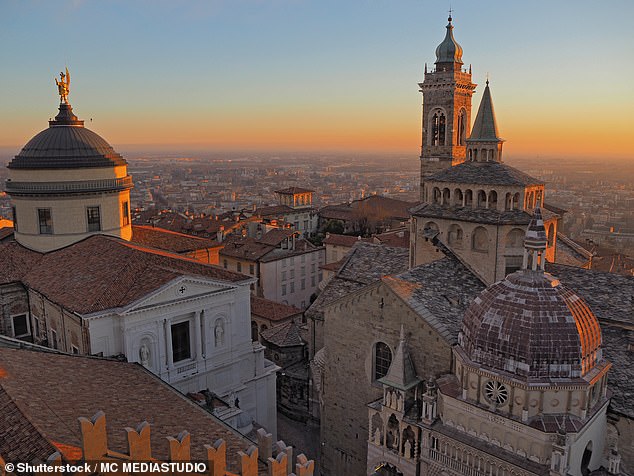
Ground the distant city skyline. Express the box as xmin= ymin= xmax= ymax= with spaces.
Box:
xmin=1 ymin=0 xmax=633 ymax=159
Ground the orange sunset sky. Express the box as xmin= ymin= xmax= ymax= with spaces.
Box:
xmin=2 ymin=1 xmax=633 ymax=159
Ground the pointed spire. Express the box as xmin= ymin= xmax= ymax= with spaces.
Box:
xmin=469 ymin=80 xmax=501 ymax=141
xmin=378 ymin=326 xmax=421 ymax=391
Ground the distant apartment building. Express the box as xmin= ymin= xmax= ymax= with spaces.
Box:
xmin=220 ymin=229 xmax=325 ymax=309
xmin=255 ymin=187 xmax=318 ymax=237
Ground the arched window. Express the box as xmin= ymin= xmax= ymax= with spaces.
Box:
xmin=513 ymin=193 xmax=520 ymax=210
xmin=472 ymin=226 xmax=490 ymax=253
xmin=431 ymin=111 xmax=446 ymax=146
xmin=457 ymin=110 xmax=466 ymax=146
xmin=423 ymin=221 xmax=439 ymax=236
xmin=374 ymin=342 xmax=392 ymax=381
xmin=547 ymin=223 xmax=555 ymax=247
xmin=464 ymin=189 xmax=473 ymax=207
xmin=453 ymin=188 xmax=463 ymax=206
xmin=488 ymin=190 xmax=498 ymax=210
xmin=442 ymin=188 xmax=451 ymax=206
xmin=432 ymin=187 xmax=441 ymax=204
xmin=477 ymin=190 xmax=487 ymax=208
xmin=448 ymin=224 xmax=464 ymax=247
xmin=505 ymin=192 xmax=513 ymax=211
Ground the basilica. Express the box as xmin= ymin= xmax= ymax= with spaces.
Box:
xmin=0 ymin=78 xmax=278 ymax=437
xmin=311 ymin=15 xmax=632 ymax=476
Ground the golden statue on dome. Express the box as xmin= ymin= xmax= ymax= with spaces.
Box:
xmin=55 ymin=68 xmax=70 ymax=104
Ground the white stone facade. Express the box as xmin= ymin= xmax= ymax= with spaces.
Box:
xmin=86 ymin=274 xmax=279 ymax=437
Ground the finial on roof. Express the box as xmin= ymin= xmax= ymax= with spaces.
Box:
xmin=448 ymin=6 xmax=453 ymax=22
xmin=486 ymin=72 xmax=489 ymax=86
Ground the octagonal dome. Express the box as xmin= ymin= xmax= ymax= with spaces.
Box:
xmin=460 ymin=270 xmax=602 ymax=380
xmin=8 ymin=103 xmax=126 ymax=170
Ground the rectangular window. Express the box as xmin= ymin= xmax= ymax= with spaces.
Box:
xmin=223 ymin=259 xmax=228 ymax=269
xmin=303 ymin=220 xmax=308 ymax=230
xmin=86 ymin=206 xmax=101 ymax=232
xmin=282 ymin=284 xmax=287 ymax=296
xmin=171 ymin=321 xmax=191 ymax=362
xmin=301 ymin=254 xmax=306 ymax=263
xmin=301 ymin=278 xmax=305 ymax=290
xmin=249 ymin=264 xmax=255 ymax=275
xmin=290 ymin=282 xmax=295 ymax=293
xmin=311 ymin=276 xmax=316 ymax=287
xmin=122 ymin=201 xmax=130 ymax=226
xmin=12 ymin=314 xmax=29 ymax=337
xmin=301 ymin=266 xmax=306 ymax=276
xmin=282 ymin=258 xmax=287 ymax=268
xmin=282 ymin=271 xmax=287 ymax=281
xmin=51 ymin=329 xmax=58 ymax=350
xmin=12 ymin=206 xmax=18 ymax=232
xmin=290 ymin=257 xmax=295 ymax=265
xmin=311 ymin=263 xmax=316 ymax=273
xmin=290 ymin=269 xmax=295 ymax=279
xmin=38 ymin=208 xmax=53 ymax=234
xmin=237 ymin=262 xmax=242 ymax=272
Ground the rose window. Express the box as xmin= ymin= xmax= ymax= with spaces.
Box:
xmin=484 ymin=380 xmax=508 ymax=406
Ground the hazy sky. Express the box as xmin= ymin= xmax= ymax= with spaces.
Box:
xmin=2 ymin=0 xmax=633 ymax=158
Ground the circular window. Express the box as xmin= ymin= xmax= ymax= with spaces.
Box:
xmin=485 ymin=381 xmax=509 ymax=406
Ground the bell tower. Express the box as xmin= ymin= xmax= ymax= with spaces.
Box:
xmin=419 ymin=14 xmax=476 ymax=199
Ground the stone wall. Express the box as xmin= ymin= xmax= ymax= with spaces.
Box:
xmin=320 ymin=281 xmax=453 ymax=476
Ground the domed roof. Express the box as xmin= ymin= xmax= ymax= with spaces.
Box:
xmin=435 ymin=16 xmax=464 ymax=65
xmin=8 ymin=103 xmax=126 ymax=169
xmin=461 ymin=271 xmax=602 ymax=380
xmin=461 ymin=208 xmax=602 ymax=380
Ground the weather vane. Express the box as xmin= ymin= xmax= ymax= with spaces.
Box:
xmin=55 ymin=68 xmax=70 ymax=104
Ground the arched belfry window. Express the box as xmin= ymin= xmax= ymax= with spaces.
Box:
xmin=457 ymin=110 xmax=466 ymax=146
xmin=374 ymin=342 xmax=392 ymax=381
xmin=431 ymin=111 xmax=446 ymax=146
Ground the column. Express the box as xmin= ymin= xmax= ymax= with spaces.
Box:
xmin=165 ymin=319 xmax=173 ymax=369
xmin=195 ymin=310 xmax=203 ymax=362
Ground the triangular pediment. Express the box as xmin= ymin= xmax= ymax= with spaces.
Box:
xmin=121 ymin=277 xmax=235 ymax=314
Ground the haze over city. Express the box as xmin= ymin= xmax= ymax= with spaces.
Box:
xmin=2 ymin=0 xmax=634 ymax=159
xmin=1 ymin=2 xmax=634 ymax=476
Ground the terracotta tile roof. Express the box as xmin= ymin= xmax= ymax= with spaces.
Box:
xmin=318 ymin=205 xmax=356 ymax=221
xmin=274 ymin=187 xmax=314 ymax=195
xmin=350 ymin=195 xmax=416 ymax=220
xmin=323 ymin=234 xmax=367 ymax=247
xmin=3 ymin=236 xmax=249 ymax=315
xmin=260 ymin=321 xmax=304 ymax=347
xmin=0 ymin=241 xmax=43 ymax=284
xmin=373 ymin=229 xmax=410 ymax=248
xmin=131 ymin=225 xmax=221 ymax=253
xmin=220 ymin=238 xmax=273 ymax=261
xmin=0 ymin=347 xmax=260 ymax=470
xmin=254 ymin=205 xmax=294 ymax=217
xmin=251 ymin=296 xmax=302 ymax=322
xmin=256 ymin=228 xmax=296 ymax=246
